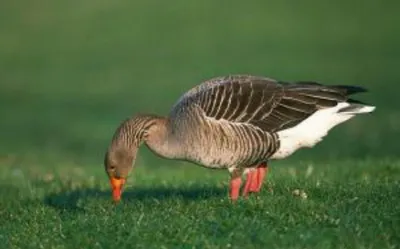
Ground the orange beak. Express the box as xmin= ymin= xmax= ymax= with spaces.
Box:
xmin=110 ymin=177 xmax=126 ymax=202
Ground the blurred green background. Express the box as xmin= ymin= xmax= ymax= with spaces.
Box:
xmin=1 ymin=0 xmax=399 ymax=168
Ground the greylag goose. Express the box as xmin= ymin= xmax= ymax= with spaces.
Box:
xmin=104 ymin=75 xmax=375 ymax=202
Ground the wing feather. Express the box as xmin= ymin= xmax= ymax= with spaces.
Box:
xmin=171 ymin=75 xmax=366 ymax=132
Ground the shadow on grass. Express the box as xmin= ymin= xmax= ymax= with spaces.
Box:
xmin=44 ymin=185 xmax=226 ymax=211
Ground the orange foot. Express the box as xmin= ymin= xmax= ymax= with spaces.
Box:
xmin=242 ymin=163 xmax=269 ymax=197
xmin=229 ymin=176 xmax=242 ymax=201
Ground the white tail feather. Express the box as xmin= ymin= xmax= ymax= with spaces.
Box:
xmin=340 ymin=105 xmax=376 ymax=114
xmin=271 ymin=102 xmax=375 ymax=159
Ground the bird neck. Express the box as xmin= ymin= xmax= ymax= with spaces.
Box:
xmin=144 ymin=117 xmax=183 ymax=160
xmin=110 ymin=114 xmax=182 ymax=161
xmin=110 ymin=114 xmax=161 ymax=149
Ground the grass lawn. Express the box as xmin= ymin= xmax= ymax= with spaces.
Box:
xmin=1 ymin=158 xmax=399 ymax=248
xmin=1 ymin=0 xmax=399 ymax=248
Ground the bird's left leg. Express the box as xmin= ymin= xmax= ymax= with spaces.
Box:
xmin=229 ymin=167 xmax=243 ymax=201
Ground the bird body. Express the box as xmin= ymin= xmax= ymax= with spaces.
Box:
xmin=105 ymin=75 xmax=375 ymax=201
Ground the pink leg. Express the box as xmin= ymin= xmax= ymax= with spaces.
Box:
xmin=256 ymin=165 xmax=268 ymax=192
xmin=242 ymin=170 xmax=256 ymax=197
xmin=250 ymin=163 xmax=269 ymax=193
xmin=230 ymin=176 xmax=242 ymax=201
xmin=249 ymin=169 xmax=259 ymax=191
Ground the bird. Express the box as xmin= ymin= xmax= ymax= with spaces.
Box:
xmin=104 ymin=75 xmax=375 ymax=202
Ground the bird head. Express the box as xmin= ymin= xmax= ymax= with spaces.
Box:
xmin=104 ymin=114 xmax=161 ymax=202
xmin=104 ymin=146 xmax=135 ymax=203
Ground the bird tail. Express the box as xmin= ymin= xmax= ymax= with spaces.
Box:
xmin=338 ymin=99 xmax=376 ymax=114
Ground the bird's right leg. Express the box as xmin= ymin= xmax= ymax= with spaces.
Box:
xmin=242 ymin=163 xmax=269 ymax=197
xmin=242 ymin=168 xmax=257 ymax=197
xmin=250 ymin=162 xmax=268 ymax=193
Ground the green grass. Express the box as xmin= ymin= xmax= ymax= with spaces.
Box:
xmin=1 ymin=159 xmax=399 ymax=248
xmin=1 ymin=0 xmax=400 ymax=248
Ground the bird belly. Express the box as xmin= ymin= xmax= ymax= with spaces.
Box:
xmin=183 ymin=137 xmax=266 ymax=169
xmin=184 ymin=149 xmax=238 ymax=169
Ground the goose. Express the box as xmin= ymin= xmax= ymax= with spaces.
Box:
xmin=104 ymin=75 xmax=375 ymax=202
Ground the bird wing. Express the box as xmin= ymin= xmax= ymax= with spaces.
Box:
xmin=172 ymin=75 xmax=366 ymax=132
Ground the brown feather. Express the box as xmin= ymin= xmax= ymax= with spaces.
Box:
xmin=181 ymin=75 xmax=359 ymax=133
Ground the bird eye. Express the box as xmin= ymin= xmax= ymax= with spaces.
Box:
xmin=109 ymin=165 xmax=116 ymax=171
